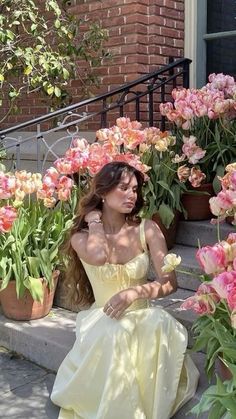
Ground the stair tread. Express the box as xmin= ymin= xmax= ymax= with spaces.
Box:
xmin=176 ymin=219 xmax=232 ymax=247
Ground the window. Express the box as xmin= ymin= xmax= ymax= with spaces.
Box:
xmin=205 ymin=0 xmax=236 ymax=79
xmin=185 ymin=0 xmax=236 ymax=87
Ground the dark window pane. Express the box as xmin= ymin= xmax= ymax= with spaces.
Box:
xmin=207 ymin=0 xmax=236 ymax=33
xmin=206 ymin=37 xmax=236 ymax=80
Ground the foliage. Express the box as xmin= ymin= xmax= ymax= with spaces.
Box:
xmin=0 ymin=167 xmax=76 ymax=301
xmin=0 ymin=0 xmax=109 ymax=123
xmin=96 ymin=118 xmax=209 ymax=228
xmin=160 ymin=73 xmax=236 ymax=193
xmin=162 ymin=166 xmax=236 ymax=417
xmin=0 ymin=131 xmax=148 ymax=301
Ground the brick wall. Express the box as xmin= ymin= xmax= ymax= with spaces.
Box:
xmin=1 ymin=0 xmax=185 ymax=130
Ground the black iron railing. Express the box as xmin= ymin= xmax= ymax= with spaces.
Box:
xmin=0 ymin=57 xmax=191 ymax=172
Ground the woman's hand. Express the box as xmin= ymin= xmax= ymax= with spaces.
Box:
xmin=103 ymin=288 xmax=138 ymax=320
xmin=85 ymin=210 xmax=102 ymax=224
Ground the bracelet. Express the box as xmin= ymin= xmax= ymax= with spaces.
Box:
xmin=88 ymin=219 xmax=102 ymax=226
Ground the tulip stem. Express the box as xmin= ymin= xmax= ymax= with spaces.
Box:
xmin=176 ymin=268 xmax=201 ymax=278
xmin=217 ymin=218 xmax=221 ymax=242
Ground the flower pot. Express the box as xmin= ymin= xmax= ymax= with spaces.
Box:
xmin=0 ymin=271 xmax=59 ymax=321
xmin=152 ymin=211 xmax=180 ymax=250
xmin=181 ymin=183 xmax=214 ymax=221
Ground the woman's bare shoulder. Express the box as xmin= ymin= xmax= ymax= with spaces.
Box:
xmin=144 ymin=219 xmax=165 ymax=241
xmin=71 ymin=230 xmax=88 ymax=252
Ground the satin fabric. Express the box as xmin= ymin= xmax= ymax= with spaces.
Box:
xmin=51 ymin=220 xmax=199 ymax=419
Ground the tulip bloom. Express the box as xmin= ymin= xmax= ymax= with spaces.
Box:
xmin=0 ymin=206 xmax=18 ymax=233
xmin=196 ymin=244 xmax=227 ymax=275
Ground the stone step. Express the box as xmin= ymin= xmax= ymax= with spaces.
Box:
xmin=0 ymin=287 xmax=197 ymax=373
xmin=176 ymin=219 xmax=233 ymax=247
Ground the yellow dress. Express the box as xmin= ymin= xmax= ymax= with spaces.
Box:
xmin=51 ymin=219 xmax=199 ymax=419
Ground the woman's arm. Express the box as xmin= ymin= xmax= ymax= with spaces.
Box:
xmin=71 ymin=211 xmax=109 ymax=265
xmin=132 ymin=219 xmax=177 ymax=299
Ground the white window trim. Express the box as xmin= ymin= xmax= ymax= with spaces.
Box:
xmin=184 ymin=0 xmax=207 ymax=88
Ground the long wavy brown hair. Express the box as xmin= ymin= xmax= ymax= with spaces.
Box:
xmin=63 ymin=161 xmax=145 ymax=309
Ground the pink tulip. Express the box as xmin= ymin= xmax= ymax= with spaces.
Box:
xmin=43 ymin=197 xmax=57 ymax=208
xmin=0 ymin=189 xmax=13 ymax=199
xmin=45 ymin=168 xmax=59 ymax=182
xmin=196 ymin=244 xmax=227 ymax=275
xmin=54 ymin=158 xmax=75 ymax=175
xmin=72 ymin=137 xmax=89 ymax=150
xmin=57 ymin=176 xmax=73 ymax=190
xmin=116 ymin=117 xmax=131 ymax=129
xmin=0 ymin=206 xmax=18 ymax=233
xmin=189 ymin=167 xmax=206 ymax=187
xmin=209 ymin=196 xmax=225 ymax=217
xmin=159 ymin=102 xmax=173 ymax=116
xmin=181 ymin=283 xmax=220 ymax=315
xmin=227 ymin=286 xmax=236 ymax=311
xmin=215 ymin=191 xmax=234 ymax=210
xmin=57 ymin=188 xmax=71 ymax=201
xmin=211 ymin=271 xmax=236 ymax=299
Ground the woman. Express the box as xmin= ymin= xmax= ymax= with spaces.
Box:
xmin=51 ymin=161 xmax=199 ymax=419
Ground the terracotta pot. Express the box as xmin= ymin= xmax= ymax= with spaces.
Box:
xmin=152 ymin=211 xmax=180 ymax=250
xmin=181 ymin=183 xmax=214 ymax=221
xmin=216 ymin=357 xmax=233 ymax=381
xmin=0 ymin=271 xmax=59 ymax=321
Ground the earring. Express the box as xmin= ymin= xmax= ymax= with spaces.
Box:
xmin=102 ymin=198 xmax=105 ymax=203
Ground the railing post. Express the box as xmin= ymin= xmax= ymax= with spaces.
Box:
xmin=148 ymin=86 xmax=153 ymax=127
xmin=160 ymin=78 xmax=166 ymax=132
xmin=183 ymin=60 xmax=190 ymax=88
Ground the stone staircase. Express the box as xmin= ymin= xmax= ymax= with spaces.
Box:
xmin=0 ymin=218 xmax=233 ymax=418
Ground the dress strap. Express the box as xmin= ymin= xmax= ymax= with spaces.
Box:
xmin=140 ymin=219 xmax=148 ymax=252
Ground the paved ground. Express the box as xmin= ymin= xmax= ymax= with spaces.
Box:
xmin=0 ymin=346 xmax=59 ymax=419
xmin=0 ymin=345 xmax=210 ymax=419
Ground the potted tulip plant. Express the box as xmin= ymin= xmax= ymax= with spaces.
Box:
xmin=160 ymin=73 xmax=236 ymax=220
xmin=161 ymin=164 xmax=236 ymax=418
xmin=0 ymin=167 xmax=76 ymax=320
xmin=96 ymin=117 xmax=210 ymax=248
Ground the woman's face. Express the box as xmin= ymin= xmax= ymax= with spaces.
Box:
xmin=103 ymin=172 xmax=138 ymax=214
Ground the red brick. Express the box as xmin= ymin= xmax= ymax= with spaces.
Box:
xmin=121 ymin=23 xmax=148 ymax=35
xmin=160 ymin=7 xmax=182 ymax=19
xmin=164 ymin=0 xmax=176 ymax=8
xmin=102 ymin=75 xmax=126 ymax=85
xmin=121 ymin=4 xmax=148 ymax=15
xmin=103 ymin=16 xmax=125 ymax=27
xmin=160 ymin=27 xmax=180 ymax=38
xmin=108 ymin=27 xmax=121 ymax=37
xmin=121 ymin=44 xmax=138 ymax=54
xmin=106 ymin=36 xmax=125 ymax=47
xmin=126 ymin=54 xmax=149 ymax=64
xmin=88 ymin=2 xmax=102 ymax=12
xmin=125 ymin=14 xmax=149 ymax=25
xmin=174 ymin=38 xmax=184 ymax=48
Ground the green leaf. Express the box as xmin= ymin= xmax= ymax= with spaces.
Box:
xmin=46 ymin=86 xmax=54 ymax=95
xmin=54 ymin=86 xmax=61 ymax=97
xmin=26 ymin=257 xmax=40 ymax=278
xmin=24 ymin=66 xmax=33 ymax=75
xmin=23 ymin=276 xmax=43 ymax=302
xmin=158 ymin=203 xmax=174 ymax=228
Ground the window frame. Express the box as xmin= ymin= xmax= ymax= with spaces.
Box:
xmin=185 ymin=0 xmax=236 ymax=88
